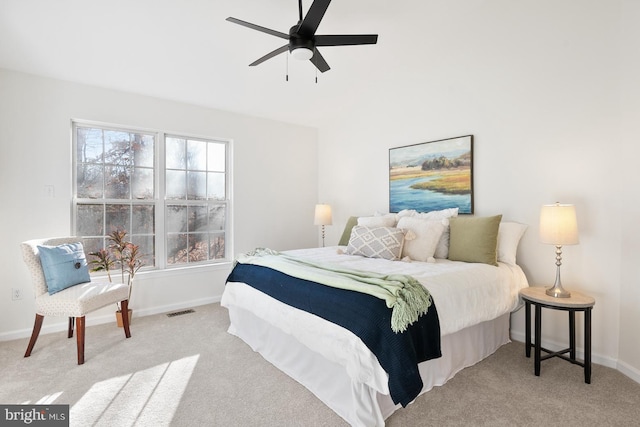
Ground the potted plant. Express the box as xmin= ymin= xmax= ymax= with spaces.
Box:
xmin=89 ymin=229 xmax=145 ymax=326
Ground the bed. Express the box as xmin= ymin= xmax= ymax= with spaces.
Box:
xmin=221 ymin=213 xmax=529 ymax=426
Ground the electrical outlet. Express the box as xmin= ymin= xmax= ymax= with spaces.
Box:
xmin=12 ymin=288 xmax=22 ymax=300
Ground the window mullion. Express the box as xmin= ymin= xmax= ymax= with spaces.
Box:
xmin=157 ymin=131 xmax=167 ymax=269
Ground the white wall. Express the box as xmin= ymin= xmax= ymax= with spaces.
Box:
xmin=0 ymin=69 xmax=318 ymax=339
xmin=617 ymin=0 xmax=640 ymax=380
xmin=317 ymin=0 xmax=640 ymax=380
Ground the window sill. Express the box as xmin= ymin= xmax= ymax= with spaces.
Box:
xmin=90 ymin=261 xmax=233 ymax=281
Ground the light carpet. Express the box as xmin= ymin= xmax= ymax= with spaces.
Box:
xmin=0 ymin=303 xmax=638 ymax=426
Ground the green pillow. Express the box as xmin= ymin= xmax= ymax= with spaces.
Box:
xmin=448 ymin=214 xmax=502 ymax=266
xmin=338 ymin=216 xmax=359 ymax=246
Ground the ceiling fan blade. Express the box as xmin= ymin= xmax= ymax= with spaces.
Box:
xmin=297 ymin=0 xmax=332 ymax=38
xmin=226 ymin=17 xmax=289 ymax=39
xmin=310 ymin=49 xmax=331 ymax=73
xmin=314 ymin=34 xmax=378 ymax=46
xmin=249 ymin=45 xmax=289 ymax=66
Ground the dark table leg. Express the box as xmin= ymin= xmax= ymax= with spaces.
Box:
xmin=525 ymin=300 xmax=531 ymax=358
xmin=534 ymin=303 xmax=542 ymax=376
xmin=585 ymin=308 xmax=592 ymax=384
xmin=569 ymin=310 xmax=576 ymax=360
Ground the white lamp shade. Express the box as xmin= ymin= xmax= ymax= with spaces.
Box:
xmin=292 ymin=47 xmax=313 ymax=61
xmin=539 ymin=203 xmax=579 ymax=245
xmin=314 ymin=204 xmax=332 ymax=226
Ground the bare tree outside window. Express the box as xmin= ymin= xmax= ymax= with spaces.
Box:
xmin=165 ymin=136 xmax=228 ymax=265
xmin=75 ymin=125 xmax=156 ymax=267
xmin=73 ymin=122 xmax=230 ymax=271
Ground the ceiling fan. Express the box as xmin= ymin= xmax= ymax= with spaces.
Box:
xmin=226 ymin=0 xmax=378 ymax=73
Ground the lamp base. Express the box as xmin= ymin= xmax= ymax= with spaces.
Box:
xmin=546 ymin=246 xmax=571 ymax=298
xmin=546 ymin=285 xmax=571 ymax=298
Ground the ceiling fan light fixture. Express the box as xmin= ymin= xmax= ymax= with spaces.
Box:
xmin=291 ymin=47 xmax=313 ymax=61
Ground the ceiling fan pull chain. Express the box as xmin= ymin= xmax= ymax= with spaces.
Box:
xmin=315 ymin=66 xmax=318 ymax=84
xmin=286 ymin=53 xmax=289 ymax=82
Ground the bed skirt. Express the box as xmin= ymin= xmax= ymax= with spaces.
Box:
xmin=226 ymin=304 xmax=510 ymax=426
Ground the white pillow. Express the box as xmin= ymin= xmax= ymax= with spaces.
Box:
xmin=358 ymin=215 xmax=396 ymax=228
xmin=395 ymin=209 xmax=417 ymax=220
xmin=433 ymin=218 xmax=451 ymax=259
xmin=414 ymin=208 xmax=459 ymax=258
xmin=346 ymin=226 xmax=406 ymax=260
xmin=416 ymin=207 xmax=459 ymax=220
xmin=497 ymin=222 xmax=528 ymax=266
xmin=397 ymin=217 xmax=446 ymax=262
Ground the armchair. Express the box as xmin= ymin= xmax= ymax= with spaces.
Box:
xmin=21 ymin=237 xmax=131 ymax=364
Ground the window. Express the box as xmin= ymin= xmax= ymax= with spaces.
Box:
xmin=73 ymin=122 xmax=230 ymax=270
xmin=164 ymin=136 xmax=227 ymax=265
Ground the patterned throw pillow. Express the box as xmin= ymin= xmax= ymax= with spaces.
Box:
xmin=346 ymin=226 xmax=405 ymax=260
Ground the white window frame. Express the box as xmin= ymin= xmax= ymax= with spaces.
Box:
xmin=71 ymin=119 xmax=233 ymax=271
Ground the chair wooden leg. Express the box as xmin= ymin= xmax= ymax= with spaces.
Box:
xmin=120 ymin=300 xmax=131 ymax=339
xmin=76 ymin=316 xmax=85 ymax=365
xmin=68 ymin=317 xmax=74 ymax=338
xmin=24 ymin=314 xmax=44 ymax=358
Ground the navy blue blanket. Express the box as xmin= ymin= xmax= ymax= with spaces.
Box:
xmin=226 ymin=263 xmax=442 ymax=407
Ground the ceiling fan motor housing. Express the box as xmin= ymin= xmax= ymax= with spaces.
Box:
xmin=289 ymin=25 xmax=314 ymax=53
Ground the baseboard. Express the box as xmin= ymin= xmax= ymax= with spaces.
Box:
xmin=617 ymin=360 xmax=640 ymax=384
xmin=128 ymin=296 xmax=221 ymax=319
xmin=0 ymin=296 xmax=221 ymax=342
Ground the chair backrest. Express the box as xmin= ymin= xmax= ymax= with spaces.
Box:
xmin=21 ymin=237 xmax=84 ymax=297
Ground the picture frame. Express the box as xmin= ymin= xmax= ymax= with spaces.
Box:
xmin=389 ymin=135 xmax=474 ymax=214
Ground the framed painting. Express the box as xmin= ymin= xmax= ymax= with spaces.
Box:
xmin=389 ymin=135 xmax=474 ymax=214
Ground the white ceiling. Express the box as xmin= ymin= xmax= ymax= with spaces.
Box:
xmin=0 ymin=0 xmax=405 ymax=128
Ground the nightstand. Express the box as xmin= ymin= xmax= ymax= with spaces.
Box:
xmin=519 ymin=286 xmax=595 ymax=383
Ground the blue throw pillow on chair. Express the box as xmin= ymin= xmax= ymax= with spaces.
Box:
xmin=37 ymin=242 xmax=91 ymax=294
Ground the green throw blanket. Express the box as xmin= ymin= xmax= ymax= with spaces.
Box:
xmin=235 ymin=248 xmax=433 ymax=333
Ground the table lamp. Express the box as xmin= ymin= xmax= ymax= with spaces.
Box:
xmin=539 ymin=202 xmax=579 ymax=298
xmin=314 ymin=204 xmax=332 ymax=247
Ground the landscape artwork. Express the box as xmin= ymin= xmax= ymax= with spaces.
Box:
xmin=389 ymin=135 xmax=473 ymax=214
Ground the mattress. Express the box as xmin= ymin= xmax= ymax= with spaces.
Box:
xmin=221 ymin=246 xmax=529 ymax=425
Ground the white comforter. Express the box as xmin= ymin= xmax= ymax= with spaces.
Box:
xmin=221 ymin=246 xmax=529 ymax=396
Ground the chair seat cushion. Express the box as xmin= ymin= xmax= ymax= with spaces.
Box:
xmin=37 ymin=242 xmax=91 ymax=294
xmin=35 ymin=280 xmax=129 ymax=317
